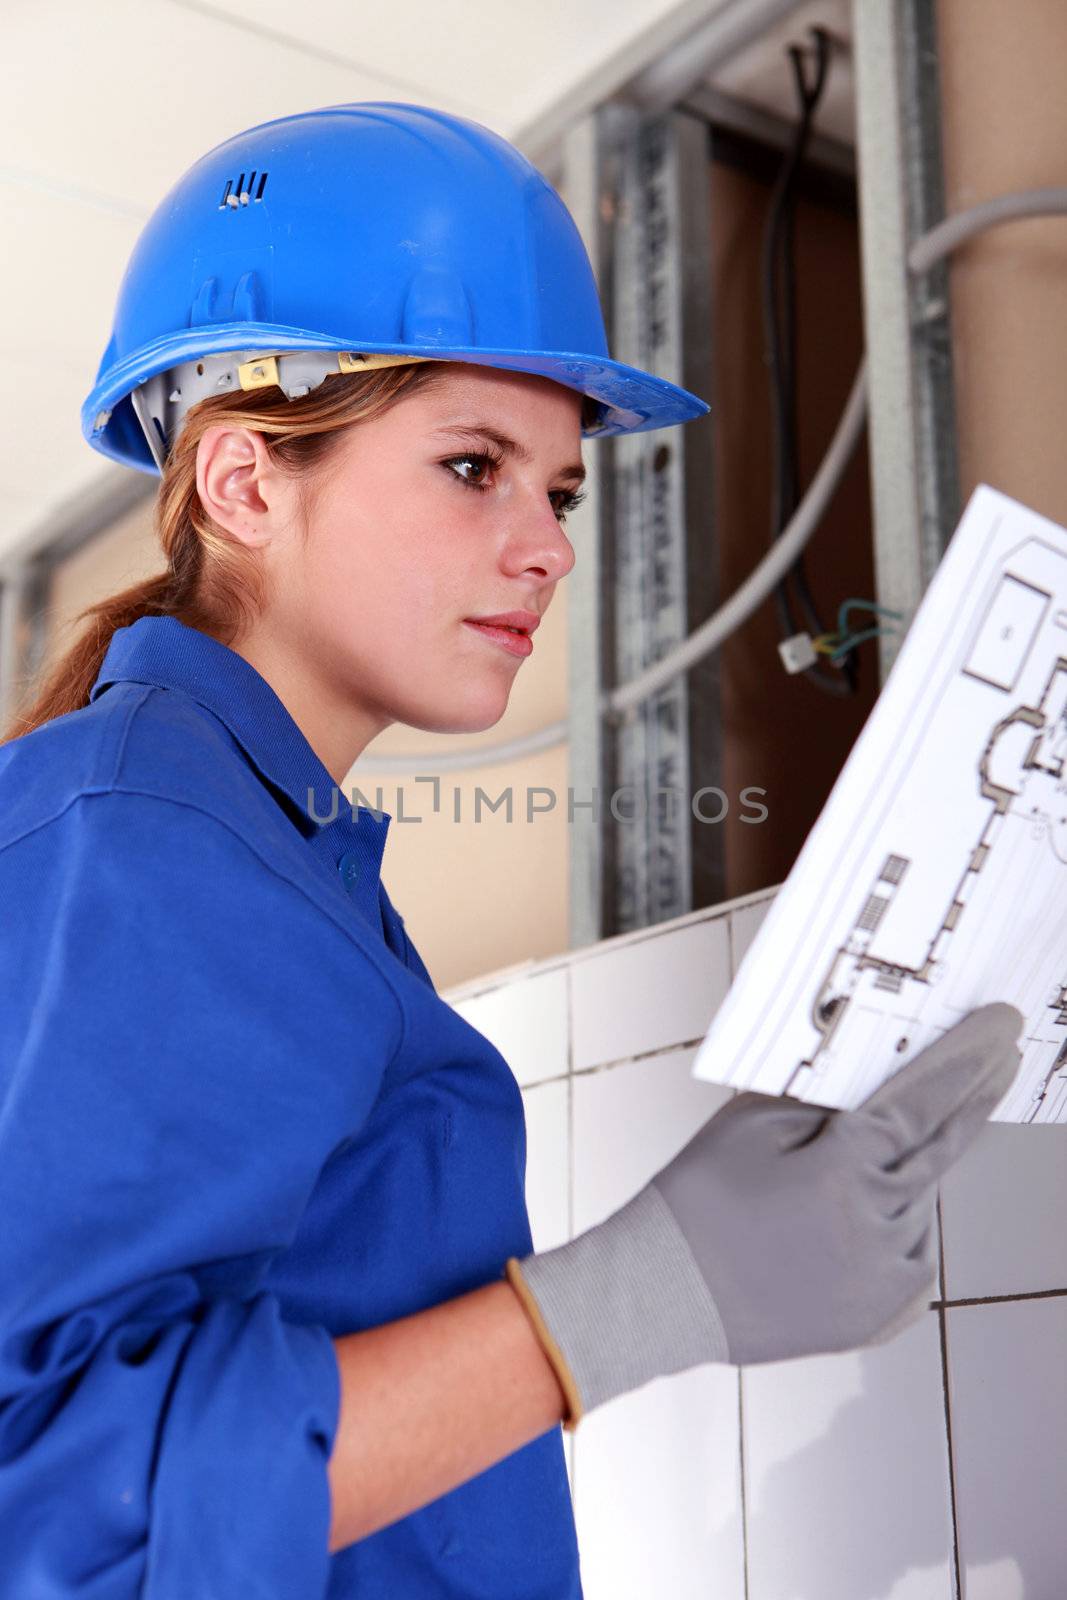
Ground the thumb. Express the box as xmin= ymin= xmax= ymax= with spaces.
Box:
xmin=878 ymin=1043 xmax=1021 ymax=1191
xmin=856 ymin=1004 xmax=1023 ymax=1167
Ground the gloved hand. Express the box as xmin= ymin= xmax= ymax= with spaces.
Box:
xmin=505 ymin=1003 xmax=1023 ymax=1430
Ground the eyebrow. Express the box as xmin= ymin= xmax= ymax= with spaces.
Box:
xmin=429 ymin=423 xmax=587 ymax=487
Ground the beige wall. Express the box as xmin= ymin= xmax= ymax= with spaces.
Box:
xmin=39 ymin=498 xmax=164 ymax=679
xmin=938 ymin=0 xmax=1067 ymax=525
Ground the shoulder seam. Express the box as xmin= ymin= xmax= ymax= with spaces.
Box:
xmin=0 ymin=683 xmax=160 ymax=855
xmin=105 ymin=680 xmax=157 ymax=789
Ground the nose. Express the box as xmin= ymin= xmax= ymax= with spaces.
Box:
xmin=501 ymin=494 xmax=576 ymax=583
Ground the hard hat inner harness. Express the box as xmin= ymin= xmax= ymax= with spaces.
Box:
xmin=129 ymin=349 xmax=433 ymax=471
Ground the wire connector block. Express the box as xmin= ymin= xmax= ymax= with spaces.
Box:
xmin=779 ymin=632 xmax=818 ymax=674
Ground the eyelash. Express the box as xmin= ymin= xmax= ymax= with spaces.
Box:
xmin=442 ymin=450 xmax=587 ymax=525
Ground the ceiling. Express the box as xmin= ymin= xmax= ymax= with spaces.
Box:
xmin=2 ymin=0 xmax=852 ymax=571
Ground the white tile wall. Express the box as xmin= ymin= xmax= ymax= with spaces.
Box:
xmin=946 ymin=1297 xmax=1067 ymax=1599
xmin=573 ymin=1366 xmax=745 ymax=1600
xmin=567 ymin=1042 xmax=741 ymax=1595
xmin=741 ymin=1312 xmax=956 ymax=1600
xmin=571 ymin=1044 xmax=735 ymax=1230
xmin=938 ymin=1123 xmax=1067 ymax=1299
xmin=521 ymin=1078 xmax=569 ymax=1253
xmin=728 ymin=892 xmax=776 ymax=976
xmin=570 ymin=915 xmax=732 ymax=1073
xmin=450 ymin=966 xmax=569 ymax=1088
xmin=483 ymin=892 xmax=1062 ymax=1599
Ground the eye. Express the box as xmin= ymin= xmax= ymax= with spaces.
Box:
xmin=442 ymin=452 xmax=500 ymax=492
xmin=442 ymin=452 xmax=587 ymax=525
xmin=549 ymin=487 xmax=587 ymax=526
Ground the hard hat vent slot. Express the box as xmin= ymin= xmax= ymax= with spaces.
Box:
xmin=218 ymin=171 xmax=268 ymax=210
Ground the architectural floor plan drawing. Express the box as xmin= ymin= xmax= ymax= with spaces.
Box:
xmin=693 ymin=486 xmax=1067 ymax=1124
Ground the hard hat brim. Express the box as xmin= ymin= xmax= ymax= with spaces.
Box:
xmin=81 ymin=323 xmax=710 ymax=476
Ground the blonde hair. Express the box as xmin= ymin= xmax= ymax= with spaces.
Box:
xmin=2 ymin=361 xmax=453 ymax=743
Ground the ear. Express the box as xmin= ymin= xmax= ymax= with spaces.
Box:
xmin=195 ymin=424 xmax=290 ymax=547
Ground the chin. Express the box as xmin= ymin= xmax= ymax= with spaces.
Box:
xmin=404 ymin=691 xmax=511 ymax=736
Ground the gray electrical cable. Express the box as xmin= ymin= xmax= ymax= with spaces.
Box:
xmin=355 ymin=189 xmax=1067 ymax=777
xmin=609 ymin=362 xmax=867 ymax=720
xmin=908 ymin=186 xmax=1067 ymax=274
xmin=357 ymin=715 xmax=570 ymax=777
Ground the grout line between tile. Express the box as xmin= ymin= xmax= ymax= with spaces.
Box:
xmin=937 ymin=1316 xmax=963 ymax=1596
xmin=932 ymin=1286 xmax=1067 ymax=1309
xmin=737 ymin=1368 xmax=751 ymax=1600
xmin=565 ymin=963 xmax=577 ymax=1509
xmin=517 ymin=1068 xmax=569 ymax=1092
xmin=526 ymin=1018 xmax=1053 ymax=1092
xmin=565 ymin=964 xmax=575 ymax=1244
xmin=570 ymin=1034 xmax=710 ymax=1078
xmin=936 ymin=1194 xmax=963 ymax=1600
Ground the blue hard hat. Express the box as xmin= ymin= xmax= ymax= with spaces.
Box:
xmin=81 ymin=102 xmax=709 ymax=475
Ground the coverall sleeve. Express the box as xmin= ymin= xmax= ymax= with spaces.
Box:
xmin=0 ymin=790 xmax=404 ymax=1599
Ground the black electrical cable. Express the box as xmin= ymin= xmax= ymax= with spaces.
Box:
xmin=770 ymin=33 xmax=854 ymax=693
xmin=770 ymin=31 xmax=856 ymax=696
xmin=761 ymin=28 xmax=858 ymax=697
xmin=779 ymin=43 xmax=857 ymax=691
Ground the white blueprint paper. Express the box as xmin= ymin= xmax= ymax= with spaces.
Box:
xmin=692 ymin=485 xmax=1067 ymax=1124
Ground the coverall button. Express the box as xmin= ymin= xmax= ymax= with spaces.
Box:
xmin=338 ymin=850 xmax=361 ymax=893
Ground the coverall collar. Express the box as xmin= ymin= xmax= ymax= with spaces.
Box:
xmin=89 ymin=614 xmax=392 ymax=849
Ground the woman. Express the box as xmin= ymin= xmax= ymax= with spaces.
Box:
xmin=0 ymin=102 xmax=1021 ymax=1599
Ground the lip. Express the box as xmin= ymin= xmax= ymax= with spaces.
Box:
xmin=462 ymin=620 xmax=534 ymax=658
xmin=464 ymin=611 xmax=541 ymax=634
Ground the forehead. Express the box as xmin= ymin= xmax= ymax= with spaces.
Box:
xmin=412 ymin=362 xmax=585 ymax=428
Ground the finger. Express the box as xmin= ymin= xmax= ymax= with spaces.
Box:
xmin=869 ymin=1212 xmax=940 ymax=1345
xmin=898 ymin=1063 xmax=1017 ymax=1190
xmin=866 ymin=1250 xmax=939 ymax=1347
xmin=896 ymin=1190 xmax=938 ymax=1261
xmin=847 ymin=1054 xmax=1016 ymax=1219
xmin=856 ymin=1004 xmax=1023 ymax=1159
xmin=876 ymin=1050 xmax=1018 ymax=1187
xmin=829 ymin=1043 xmax=1017 ymax=1199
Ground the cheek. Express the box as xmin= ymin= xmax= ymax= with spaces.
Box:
xmin=300 ymin=510 xmax=449 ymax=645
xmin=297 ymin=471 xmax=494 ymax=641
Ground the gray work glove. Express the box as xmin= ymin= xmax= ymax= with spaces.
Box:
xmin=505 ymin=1003 xmax=1023 ymax=1430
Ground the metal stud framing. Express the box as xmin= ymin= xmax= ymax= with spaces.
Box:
xmin=853 ymin=0 xmax=959 ymax=682
xmin=565 ymin=103 xmax=720 ymax=943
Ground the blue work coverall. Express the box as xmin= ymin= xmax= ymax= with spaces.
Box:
xmin=0 ymin=614 xmax=582 ymax=1599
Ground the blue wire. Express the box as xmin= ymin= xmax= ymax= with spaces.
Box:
xmin=835 ymin=597 xmax=904 ymax=637
xmin=828 ymin=625 xmax=891 ymax=659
